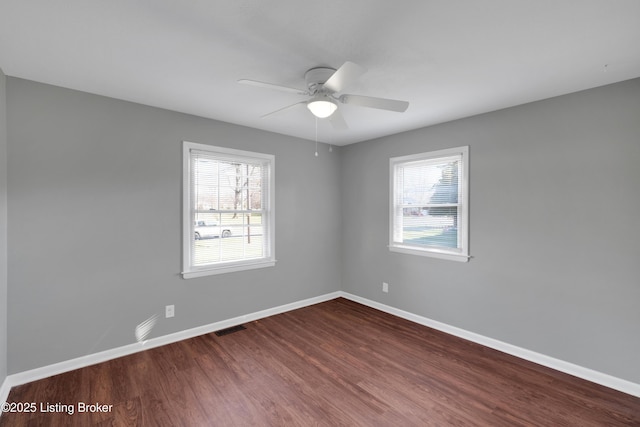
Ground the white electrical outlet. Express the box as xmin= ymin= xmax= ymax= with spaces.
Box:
xmin=382 ymin=282 xmax=389 ymax=293
xmin=165 ymin=304 xmax=175 ymax=318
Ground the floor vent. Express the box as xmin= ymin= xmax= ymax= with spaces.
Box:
xmin=214 ymin=325 xmax=247 ymax=337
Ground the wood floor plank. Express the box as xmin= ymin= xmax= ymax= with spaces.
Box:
xmin=1 ymin=298 xmax=639 ymax=426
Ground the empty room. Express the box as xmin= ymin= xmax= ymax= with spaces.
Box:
xmin=0 ymin=1 xmax=639 ymax=425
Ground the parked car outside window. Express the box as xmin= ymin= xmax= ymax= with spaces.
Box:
xmin=194 ymin=220 xmax=232 ymax=240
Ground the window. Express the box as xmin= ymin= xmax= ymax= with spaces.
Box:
xmin=390 ymin=146 xmax=469 ymax=262
xmin=182 ymin=141 xmax=275 ymax=278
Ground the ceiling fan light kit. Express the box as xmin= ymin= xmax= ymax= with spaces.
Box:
xmin=307 ymin=97 xmax=337 ymax=118
xmin=239 ymin=61 xmax=410 ymax=129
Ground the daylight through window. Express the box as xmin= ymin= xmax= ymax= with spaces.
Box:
xmin=183 ymin=142 xmax=275 ymax=278
xmin=390 ymin=146 xmax=469 ymax=262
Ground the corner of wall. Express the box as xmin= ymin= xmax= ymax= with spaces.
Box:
xmin=0 ymin=67 xmax=9 ymax=390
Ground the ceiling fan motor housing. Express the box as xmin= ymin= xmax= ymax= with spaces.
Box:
xmin=305 ymin=67 xmax=336 ymax=94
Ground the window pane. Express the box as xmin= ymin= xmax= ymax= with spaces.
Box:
xmin=401 ymin=159 xmax=459 ymax=206
xmin=398 ymin=158 xmax=460 ymax=250
xmin=191 ymin=209 xmax=267 ymax=264
xmin=192 ymin=157 xmax=219 ymax=211
xmin=219 ymin=213 xmax=265 ymax=262
xmin=248 ymin=169 xmax=263 ymax=210
xmin=401 ymin=207 xmax=458 ymax=249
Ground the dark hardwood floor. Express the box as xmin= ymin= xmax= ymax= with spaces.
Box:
xmin=1 ymin=298 xmax=639 ymax=426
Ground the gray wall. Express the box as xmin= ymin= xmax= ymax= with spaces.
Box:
xmin=6 ymin=78 xmax=342 ymax=373
xmin=0 ymin=68 xmax=7 ymax=384
xmin=341 ymin=78 xmax=640 ymax=383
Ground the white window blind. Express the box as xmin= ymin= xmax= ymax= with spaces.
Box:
xmin=183 ymin=142 xmax=275 ymax=278
xmin=390 ymin=146 xmax=469 ymax=262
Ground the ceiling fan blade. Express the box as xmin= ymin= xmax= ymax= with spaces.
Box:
xmin=329 ymin=109 xmax=348 ymax=130
xmin=323 ymin=62 xmax=366 ymax=93
xmin=238 ymin=79 xmax=307 ymax=95
xmin=260 ymin=101 xmax=306 ymax=118
xmin=339 ymin=94 xmax=409 ymax=112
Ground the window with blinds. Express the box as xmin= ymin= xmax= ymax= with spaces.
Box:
xmin=182 ymin=142 xmax=275 ymax=278
xmin=389 ymin=146 xmax=469 ymax=262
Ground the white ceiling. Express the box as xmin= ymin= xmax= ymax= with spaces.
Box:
xmin=1 ymin=1 xmax=639 ymax=145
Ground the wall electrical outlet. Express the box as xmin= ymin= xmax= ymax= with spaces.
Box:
xmin=382 ymin=282 xmax=389 ymax=293
xmin=165 ymin=304 xmax=175 ymax=318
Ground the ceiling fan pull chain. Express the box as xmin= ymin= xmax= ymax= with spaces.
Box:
xmin=315 ymin=117 xmax=319 ymax=157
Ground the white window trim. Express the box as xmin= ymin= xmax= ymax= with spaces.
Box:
xmin=389 ymin=146 xmax=470 ymax=262
xmin=182 ymin=141 xmax=276 ymax=278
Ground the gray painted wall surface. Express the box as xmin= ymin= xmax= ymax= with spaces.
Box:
xmin=341 ymin=79 xmax=640 ymax=383
xmin=0 ymin=68 xmax=7 ymax=383
xmin=6 ymin=78 xmax=342 ymax=373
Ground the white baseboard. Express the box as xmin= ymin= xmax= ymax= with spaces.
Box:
xmin=2 ymin=289 xmax=638 ymax=408
xmin=0 ymin=377 xmax=10 ymax=409
xmin=3 ymin=291 xmax=341 ymax=393
xmin=338 ymin=291 xmax=640 ymax=398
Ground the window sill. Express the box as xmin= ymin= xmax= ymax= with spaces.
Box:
xmin=389 ymin=245 xmax=470 ymax=263
xmin=182 ymin=259 xmax=276 ymax=279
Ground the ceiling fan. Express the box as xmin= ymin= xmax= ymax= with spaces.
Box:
xmin=238 ymin=61 xmax=409 ymax=129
